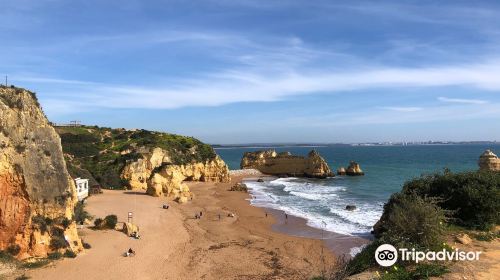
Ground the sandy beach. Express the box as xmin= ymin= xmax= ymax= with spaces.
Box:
xmin=19 ymin=174 xmax=363 ymax=280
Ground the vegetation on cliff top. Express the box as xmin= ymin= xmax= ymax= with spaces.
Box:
xmin=343 ymin=169 xmax=500 ymax=279
xmin=56 ymin=125 xmax=216 ymax=189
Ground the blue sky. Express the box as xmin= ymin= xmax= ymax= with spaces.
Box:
xmin=2 ymin=0 xmax=500 ymax=144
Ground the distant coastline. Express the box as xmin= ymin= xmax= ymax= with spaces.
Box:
xmin=213 ymin=141 xmax=499 ymax=149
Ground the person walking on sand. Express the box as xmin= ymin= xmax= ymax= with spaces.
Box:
xmin=200 ymin=211 xmax=203 ymax=217
xmin=285 ymin=213 xmax=288 ymax=224
xmin=265 ymin=212 xmax=268 ymax=218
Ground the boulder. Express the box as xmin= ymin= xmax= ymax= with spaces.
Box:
xmin=257 ymin=178 xmax=264 ymax=182
xmin=229 ymin=183 xmax=248 ymax=192
xmin=240 ymin=149 xmax=334 ymax=178
xmin=345 ymin=205 xmax=357 ymax=211
xmin=122 ymin=222 xmax=139 ymax=236
xmin=346 ymin=161 xmax=364 ymax=176
xmin=455 ymin=233 xmax=472 ymax=245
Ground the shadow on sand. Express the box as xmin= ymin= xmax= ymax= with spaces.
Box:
xmin=123 ymin=191 xmax=148 ymax=195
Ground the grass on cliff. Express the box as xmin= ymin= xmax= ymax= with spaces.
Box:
xmin=56 ymin=125 xmax=216 ymax=189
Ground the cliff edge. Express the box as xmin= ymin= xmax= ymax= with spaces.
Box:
xmin=240 ymin=150 xmax=333 ymax=178
xmin=0 ymin=86 xmax=82 ymax=259
xmin=56 ymin=126 xmax=230 ymax=202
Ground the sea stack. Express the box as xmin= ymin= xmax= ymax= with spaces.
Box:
xmin=337 ymin=167 xmax=347 ymax=175
xmin=0 ymin=86 xmax=83 ymax=259
xmin=346 ymin=161 xmax=364 ymax=176
xmin=478 ymin=150 xmax=500 ymax=171
xmin=240 ymin=149 xmax=333 ymax=178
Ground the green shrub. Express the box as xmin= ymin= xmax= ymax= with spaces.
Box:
xmin=21 ymin=259 xmax=50 ymax=269
xmin=74 ymin=201 xmax=92 ymax=224
xmin=60 ymin=217 xmax=71 ymax=229
xmin=63 ymin=249 xmax=77 ymax=258
xmin=401 ymin=170 xmax=500 ymax=230
xmin=0 ymin=250 xmax=17 ymax=263
xmin=347 ymin=240 xmax=380 ymax=275
xmin=411 ymin=263 xmax=449 ymax=279
xmin=376 ymin=194 xmax=448 ymax=249
xmin=104 ymin=215 xmax=118 ymax=229
xmin=31 ymin=215 xmax=52 ymax=234
xmin=50 ymin=236 xmax=68 ymax=250
xmin=94 ymin=218 xmax=103 ymax=228
xmin=7 ymin=244 xmax=21 ymax=256
xmin=472 ymin=231 xmax=500 ymax=242
xmin=47 ymin=252 xmax=63 ymax=260
xmin=380 ymin=266 xmax=412 ymax=280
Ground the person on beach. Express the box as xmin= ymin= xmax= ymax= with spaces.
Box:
xmin=285 ymin=213 xmax=288 ymax=224
xmin=199 ymin=211 xmax=203 ymax=217
xmin=265 ymin=212 xmax=268 ymax=218
xmin=126 ymin=248 xmax=135 ymax=257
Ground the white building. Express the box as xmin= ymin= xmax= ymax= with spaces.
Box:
xmin=75 ymin=178 xmax=89 ymax=201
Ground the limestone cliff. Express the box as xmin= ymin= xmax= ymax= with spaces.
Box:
xmin=56 ymin=125 xmax=230 ymax=201
xmin=240 ymin=150 xmax=333 ymax=178
xmin=0 ymin=86 xmax=82 ymax=259
xmin=145 ymin=155 xmax=230 ymax=202
xmin=479 ymin=150 xmax=500 ymax=171
xmin=121 ymin=147 xmax=230 ymax=201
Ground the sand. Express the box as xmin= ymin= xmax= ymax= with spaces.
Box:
xmin=22 ymin=175 xmax=345 ymax=280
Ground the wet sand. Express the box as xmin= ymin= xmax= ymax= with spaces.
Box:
xmin=20 ymin=174 xmax=366 ymax=280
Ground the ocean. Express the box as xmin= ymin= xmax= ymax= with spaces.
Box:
xmin=215 ymin=144 xmax=500 ymax=237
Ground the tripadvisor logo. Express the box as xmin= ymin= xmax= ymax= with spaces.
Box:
xmin=375 ymin=244 xmax=398 ymax=267
xmin=374 ymin=244 xmax=482 ymax=267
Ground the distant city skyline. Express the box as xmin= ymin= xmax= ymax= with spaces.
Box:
xmin=2 ymin=0 xmax=500 ymax=144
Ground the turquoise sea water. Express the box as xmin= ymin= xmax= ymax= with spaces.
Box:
xmin=215 ymin=144 xmax=500 ymax=236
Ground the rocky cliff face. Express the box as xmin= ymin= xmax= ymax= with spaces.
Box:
xmin=56 ymin=125 xmax=230 ymax=201
xmin=121 ymin=147 xmax=230 ymax=201
xmin=346 ymin=161 xmax=364 ymax=176
xmin=240 ymin=150 xmax=333 ymax=178
xmin=145 ymin=155 xmax=230 ymax=202
xmin=0 ymin=86 xmax=82 ymax=259
xmin=479 ymin=150 xmax=500 ymax=171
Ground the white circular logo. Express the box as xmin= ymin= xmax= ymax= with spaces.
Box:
xmin=375 ymin=244 xmax=398 ymax=267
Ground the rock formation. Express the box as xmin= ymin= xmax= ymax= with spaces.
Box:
xmin=56 ymin=125 xmax=231 ymax=202
xmin=144 ymin=155 xmax=230 ymax=202
xmin=337 ymin=167 xmax=346 ymax=176
xmin=0 ymin=86 xmax=82 ymax=259
xmin=240 ymin=150 xmax=333 ymax=178
xmin=478 ymin=150 xmax=500 ymax=171
xmin=346 ymin=161 xmax=364 ymax=176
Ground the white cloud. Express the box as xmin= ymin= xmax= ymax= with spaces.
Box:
xmin=24 ymin=58 xmax=500 ymax=113
xmin=437 ymin=97 xmax=489 ymax=105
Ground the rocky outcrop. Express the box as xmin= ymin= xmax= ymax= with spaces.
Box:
xmin=145 ymin=155 xmax=230 ymax=202
xmin=346 ymin=161 xmax=364 ymax=176
xmin=240 ymin=150 xmax=333 ymax=178
xmin=337 ymin=167 xmax=346 ymax=176
xmin=0 ymin=86 xmax=82 ymax=259
xmin=479 ymin=150 xmax=500 ymax=171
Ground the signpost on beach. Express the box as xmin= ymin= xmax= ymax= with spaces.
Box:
xmin=128 ymin=212 xmax=133 ymax=223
